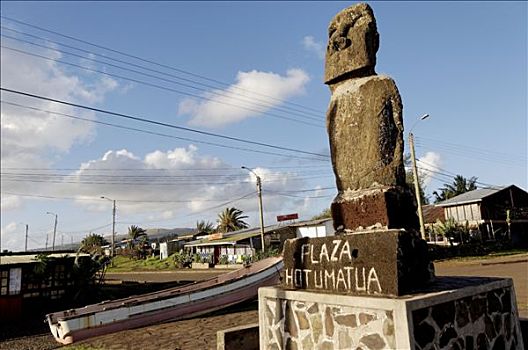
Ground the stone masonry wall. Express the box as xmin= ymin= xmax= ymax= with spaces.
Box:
xmin=262 ymin=297 xmax=394 ymax=350
xmin=412 ymin=287 xmax=521 ymax=350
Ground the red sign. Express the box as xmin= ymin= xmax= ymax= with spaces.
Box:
xmin=277 ymin=213 xmax=299 ymax=222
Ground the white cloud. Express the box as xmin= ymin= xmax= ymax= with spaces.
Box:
xmin=179 ymin=69 xmax=310 ymax=128
xmin=302 ymin=36 xmax=325 ymax=60
xmin=417 ymin=151 xmax=442 ymax=186
xmin=40 ymin=146 xmax=314 ymax=222
xmin=0 ymin=222 xmax=20 ymax=251
xmin=0 ymin=195 xmax=22 ymax=211
xmin=0 ymin=38 xmax=119 ymax=171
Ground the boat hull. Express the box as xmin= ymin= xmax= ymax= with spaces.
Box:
xmin=47 ymin=257 xmax=283 ymax=344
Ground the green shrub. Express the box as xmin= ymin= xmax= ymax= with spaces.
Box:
xmin=218 ymin=255 xmax=229 ymax=265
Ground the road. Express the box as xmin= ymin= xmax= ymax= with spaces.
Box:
xmin=434 ymin=253 xmax=528 ymax=317
xmin=1 ymin=254 xmax=525 ymax=350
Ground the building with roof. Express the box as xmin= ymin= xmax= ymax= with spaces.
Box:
xmin=183 ymin=218 xmax=335 ymax=265
xmin=0 ymin=252 xmax=91 ymax=321
xmin=436 ymin=185 xmax=528 ymax=244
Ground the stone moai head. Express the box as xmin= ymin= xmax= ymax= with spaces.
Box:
xmin=324 ymin=3 xmax=379 ymax=85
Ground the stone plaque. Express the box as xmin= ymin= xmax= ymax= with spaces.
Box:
xmin=282 ymin=230 xmax=432 ymax=297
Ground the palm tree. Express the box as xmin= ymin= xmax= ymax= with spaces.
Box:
xmin=196 ymin=220 xmax=215 ymax=234
xmin=433 ymin=175 xmax=478 ymax=203
xmin=80 ymin=233 xmax=108 ymax=254
xmin=127 ymin=225 xmax=147 ymax=247
xmin=217 ymin=207 xmax=249 ymax=233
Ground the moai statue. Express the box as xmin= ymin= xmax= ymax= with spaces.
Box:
xmin=325 ymin=3 xmax=418 ymax=232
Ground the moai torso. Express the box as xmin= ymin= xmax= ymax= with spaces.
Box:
xmin=327 ymin=75 xmax=405 ymax=191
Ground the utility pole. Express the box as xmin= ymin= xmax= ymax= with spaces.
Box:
xmin=25 ymin=224 xmax=29 ymax=252
xmin=112 ymin=200 xmax=116 ymax=257
xmin=256 ymin=176 xmax=265 ymax=252
xmin=46 ymin=212 xmax=58 ymax=251
xmin=52 ymin=214 xmax=57 ymax=251
xmin=409 ymin=133 xmax=426 ymax=240
xmin=101 ymin=196 xmax=116 ymax=257
xmin=45 ymin=233 xmax=48 ymax=251
xmin=242 ymin=167 xmax=265 ymax=252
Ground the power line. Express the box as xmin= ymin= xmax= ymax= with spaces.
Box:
xmin=1 ymin=45 xmax=324 ymax=128
xmin=415 ymin=136 xmax=526 ymax=162
xmin=1 ymin=28 xmax=324 ymax=121
xmin=0 ymin=88 xmax=330 ymax=159
xmin=0 ymin=15 xmax=324 ymax=115
xmin=1 ymin=164 xmax=331 ymax=171
xmin=0 ymin=191 xmax=267 ymax=203
xmin=1 ymin=100 xmax=323 ymax=162
xmin=416 ymin=157 xmax=500 ymax=188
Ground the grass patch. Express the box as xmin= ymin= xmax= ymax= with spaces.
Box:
xmin=106 ymin=255 xmax=175 ymax=272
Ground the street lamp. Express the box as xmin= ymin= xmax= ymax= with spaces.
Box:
xmin=46 ymin=212 xmax=58 ymax=251
xmin=101 ymin=196 xmax=116 ymax=257
xmin=241 ymin=166 xmax=265 ymax=252
xmin=408 ymin=114 xmax=430 ymax=240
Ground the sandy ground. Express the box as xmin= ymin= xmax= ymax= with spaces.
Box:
xmin=1 ymin=253 xmax=526 ymax=350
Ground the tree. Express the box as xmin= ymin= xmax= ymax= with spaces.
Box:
xmin=80 ymin=233 xmax=108 ymax=254
xmin=406 ymin=171 xmax=430 ymax=205
xmin=404 ymin=153 xmax=430 ymax=205
xmin=433 ymin=175 xmax=478 ymax=203
xmin=196 ymin=220 xmax=215 ymax=234
xmin=311 ymin=208 xmax=332 ymax=220
xmin=127 ymin=225 xmax=147 ymax=247
xmin=217 ymin=207 xmax=249 ymax=233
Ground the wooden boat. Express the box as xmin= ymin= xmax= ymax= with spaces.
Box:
xmin=46 ymin=256 xmax=283 ymax=345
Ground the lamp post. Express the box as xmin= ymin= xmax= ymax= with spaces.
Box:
xmin=408 ymin=114 xmax=430 ymax=240
xmin=24 ymin=224 xmax=28 ymax=252
xmin=46 ymin=212 xmax=58 ymax=251
xmin=101 ymin=196 xmax=116 ymax=257
xmin=241 ymin=166 xmax=265 ymax=252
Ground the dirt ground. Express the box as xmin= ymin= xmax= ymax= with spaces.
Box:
xmin=434 ymin=253 xmax=528 ymax=317
xmin=1 ymin=254 xmax=526 ymax=350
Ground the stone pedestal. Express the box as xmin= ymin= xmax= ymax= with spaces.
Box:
xmin=259 ymin=277 xmax=524 ymax=349
xmin=282 ymin=230 xmax=433 ymax=297
xmin=331 ymin=186 xmax=418 ymax=232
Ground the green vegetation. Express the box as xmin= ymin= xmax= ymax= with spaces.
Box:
xmin=311 ymin=208 xmax=331 ymax=220
xmin=196 ymin=220 xmax=215 ymax=234
xmin=106 ymin=255 xmax=175 ymax=272
xmin=217 ymin=207 xmax=249 ymax=233
xmin=80 ymin=233 xmax=108 ymax=254
xmin=433 ymin=174 xmax=478 ymax=203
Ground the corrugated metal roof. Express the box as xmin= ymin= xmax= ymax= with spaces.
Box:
xmin=185 ymin=231 xmax=261 ymax=247
xmin=436 ymin=187 xmax=505 ymax=207
xmin=0 ymin=253 xmax=89 ymax=265
xmin=289 ymin=218 xmax=332 ymax=227
xmin=184 ymin=218 xmax=328 ymax=248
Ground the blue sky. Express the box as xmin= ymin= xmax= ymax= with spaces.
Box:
xmin=1 ymin=2 xmax=526 ymax=252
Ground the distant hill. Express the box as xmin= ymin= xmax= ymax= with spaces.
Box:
xmin=145 ymin=227 xmax=195 ymax=241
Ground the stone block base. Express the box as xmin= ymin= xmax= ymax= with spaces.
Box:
xmin=282 ymin=229 xmax=434 ymax=296
xmin=217 ymin=323 xmax=259 ymax=350
xmin=259 ymin=277 xmax=524 ymax=349
xmin=331 ymin=186 xmax=418 ymax=231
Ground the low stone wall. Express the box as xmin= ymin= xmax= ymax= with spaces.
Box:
xmin=217 ymin=323 xmax=259 ymax=350
xmin=258 ymin=277 xmax=524 ymax=349
xmin=412 ymin=287 xmax=519 ymax=350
